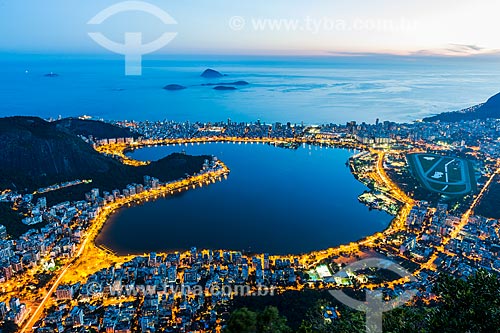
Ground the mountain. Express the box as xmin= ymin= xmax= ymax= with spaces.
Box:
xmin=424 ymin=92 xmax=500 ymax=122
xmin=53 ymin=118 xmax=138 ymax=139
xmin=0 ymin=117 xmax=119 ymax=189
xmin=0 ymin=117 xmax=207 ymax=197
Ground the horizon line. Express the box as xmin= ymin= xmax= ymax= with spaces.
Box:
xmin=1 ymin=51 xmax=500 ymax=60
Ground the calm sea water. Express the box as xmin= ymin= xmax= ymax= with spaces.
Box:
xmin=1 ymin=55 xmax=500 ymax=124
xmin=95 ymin=143 xmax=392 ymax=255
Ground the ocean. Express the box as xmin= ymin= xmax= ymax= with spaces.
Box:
xmin=1 ymin=54 xmax=500 ymax=124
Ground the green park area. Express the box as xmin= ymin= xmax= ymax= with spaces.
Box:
xmin=407 ymin=153 xmax=476 ymax=196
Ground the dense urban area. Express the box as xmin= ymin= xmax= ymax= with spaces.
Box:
xmin=1 ymin=115 xmax=500 ymax=332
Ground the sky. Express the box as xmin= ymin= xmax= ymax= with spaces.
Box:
xmin=1 ymin=0 xmax=500 ymax=56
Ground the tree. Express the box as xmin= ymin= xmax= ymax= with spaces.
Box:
xmin=0 ymin=321 xmax=19 ymax=333
xmin=296 ymin=299 xmax=365 ymax=333
xmin=383 ymin=306 xmax=431 ymax=333
xmin=224 ymin=306 xmax=291 ymax=333
xmin=429 ymin=269 xmax=500 ymax=333
xmin=329 ymin=310 xmax=365 ymax=333
xmin=227 ymin=270 xmax=500 ymax=333
xmin=297 ymin=321 xmax=316 ymax=333
xmin=224 ymin=307 xmax=257 ymax=333
xmin=256 ymin=306 xmax=291 ymax=333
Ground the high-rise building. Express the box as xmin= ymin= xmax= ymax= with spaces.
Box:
xmin=149 ymin=252 xmax=157 ymax=266
xmin=70 ymin=306 xmax=84 ymax=326
xmin=0 ymin=302 xmax=7 ymax=319
xmin=37 ymin=197 xmax=47 ymax=209
xmin=0 ymin=225 xmax=6 ymax=240
xmin=190 ymin=247 xmax=197 ymax=261
xmin=9 ymin=297 xmax=20 ymax=313
xmin=91 ymin=188 xmax=100 ymax=199
xmin=264 ymin=253 xmax=270 ymax=270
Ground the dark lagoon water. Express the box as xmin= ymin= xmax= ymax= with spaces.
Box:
xmin=95 ymin=142 xmax=392 ymax=255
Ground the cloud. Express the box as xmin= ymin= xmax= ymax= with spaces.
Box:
xmin=446 ymin=44 xmax=484 ymax=53
xmin=413 ymin=44 xmax=500 ymax=56
xmin=322 ymin=45 xmax=500 ymax=58
xmin=322 ymin=51 xmax=412 ymax=57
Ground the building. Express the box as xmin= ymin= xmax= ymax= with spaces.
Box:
xmin=37 ymin=197 xmax=47 ymax=209
xmin=0 ymin=302 xmax=7 ymax=319
xmin=56 ymin=285 xmax=74 ymax=300
xmin=71 ymin=306 xmax=84 ymax=326
xmin=9 ymin=298 xmax=20 ymax=313
xmin=91 ymin=188 xmax=100 ymax=199
xmin=112 ymin=189 xmax=121 ymax=199
xmin=400 ymin=235 xmax=417 ymax=255
xmin=0 ymin=225 xmax=7 ymax=240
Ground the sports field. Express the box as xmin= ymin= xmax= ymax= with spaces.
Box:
xmin=407 ymin=153 xmax=476 ymax=196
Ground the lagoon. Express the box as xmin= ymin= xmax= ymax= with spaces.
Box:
xmin=95 ymin=142 xmax=392 ymax=255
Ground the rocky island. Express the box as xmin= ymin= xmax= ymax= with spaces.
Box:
xmin=163 ymin=84 xmax=187 ymax=91
xmin=213 ymin=86 xmax=237 ymax=91
xmin=203 ymin=80 xmax=249 ymax=86
xmin=201 ymin=68 xmax=225 ymax=78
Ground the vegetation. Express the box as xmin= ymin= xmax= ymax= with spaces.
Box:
xmin=231 ymin=290 xmax=336 ymax=329
xmin=0 ymin=321 xmax=18 ymax=333
xmin=0 ymin=116 xmax=126 ymax=191
xmin=0 ymin=202 xmax=35 ymax=238
xmin=224 ymin=306 xmax=291 ymax=333
xmin=406 ymin=153 xmax=475 ymax=196
xmin=33 ymin=152 xmax=210 ymax=206
xmin=228 ymin=270 xmax=500 ymax=333
xmin=429 ymin=270 xmax=500 ymax=333
xmin=0 ymin=116 xmax=210 ymax=236
xmin=52 ymin=117 xmax=138 ymax=139
xmin=385 ymin=153 xmax=476 ymax=216
xmin=0 ymin=117 xmax=203 ymax=193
